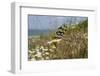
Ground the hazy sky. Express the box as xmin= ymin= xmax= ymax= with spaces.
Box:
xmin=28 ymin=15 xmax=87 ymax=30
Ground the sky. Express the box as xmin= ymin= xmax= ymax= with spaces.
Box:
xmin=28 ymin=15 xmax=88 ymax=30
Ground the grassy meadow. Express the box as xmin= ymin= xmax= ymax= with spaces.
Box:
xmin=28 ymin=18 xmax=88 ymax=61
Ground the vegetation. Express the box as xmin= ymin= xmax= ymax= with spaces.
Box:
xmin=28 ymin=19 xmax=88 ymax=60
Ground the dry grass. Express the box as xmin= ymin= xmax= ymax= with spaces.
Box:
xmin=28 ymin=20 xmax=88 ymax=60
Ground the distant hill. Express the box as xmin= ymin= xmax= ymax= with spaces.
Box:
xmin=28 ymin=29 xmax=56 ymax=36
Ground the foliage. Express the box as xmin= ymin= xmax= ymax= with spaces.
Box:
xmin=28 ymin=20 xmax=88 ymax=60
